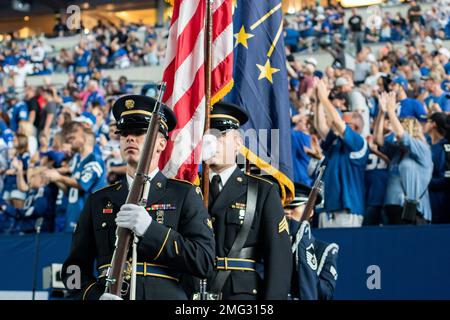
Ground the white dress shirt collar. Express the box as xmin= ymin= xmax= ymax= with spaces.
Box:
xmin=209 ymin=164 xmax=238 ymax=189
xmin=126 ymin=168 xmax=160 ymax=188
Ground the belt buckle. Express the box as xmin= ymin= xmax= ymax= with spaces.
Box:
xmin=143 ymin=262 xmax=147 ymax=276
xmin=206 ymin=292 xmax=222 ymax=300
xmin=224 ymin=257 xmax=228 ymax=271
xmin=124 ymin=261 xmax=132 ymax=281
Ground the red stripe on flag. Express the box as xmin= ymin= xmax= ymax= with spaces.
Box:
xmin=160 ymin=0 xmax=233 ymax=182
xmin=212 ymin=0 xmax=232 ymax=41
xmin=170 ymin=0 xmax=181 ymax=27
xmin=211 ymin=53 xmax=233 ymax=97
xmin=162 ymin=1 xmax=205 ymax=103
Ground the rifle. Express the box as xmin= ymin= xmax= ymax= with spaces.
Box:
xmin=104 ymin=82 xmax=167 ymax=297
xmin=301 ymin=166 xmax=325 ymax=222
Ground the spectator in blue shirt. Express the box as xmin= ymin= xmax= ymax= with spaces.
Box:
xmin=2 ymin=133 xmax=30 ymax=209
xmin=390 ymin=76 xmax=427 ymax=122
xmin=83 ymin=80 xmax=105 ymax=111
xmin=424 ymin=72 xmax=450 ymax=113
xmin=437 ymin=48 xmax=450 ymax=75
xmin=374 ymin=92 xmax=433 ymax=224
xmin=424 ymin=112 xmax=450 ymax=224
xmin=314 ymin=79 xmax=369 ymax=228
xmin=7 ymin=96 xmax=29 ymax=132
xmin=364 ymin=135 xmax=390 ymax=226
xmin=4 ymin=161 xmax=58 ymax=234
xmin=43 ymin=122 xmax=106 ymax=232
xmin=291 ymin=112 xmax=313 ymax=187
xmin=73 ymin=41 xmax=92 ymax=87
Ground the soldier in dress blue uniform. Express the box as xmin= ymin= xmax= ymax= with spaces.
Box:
xmin=286 ymin=183 xmax=339 ymax=300
xmin=61 ymin=95 xmax=215 ymax=300
xmin=202 ymin=102 xmax=292 ymax=300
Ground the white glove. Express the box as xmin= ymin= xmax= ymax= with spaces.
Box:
xmin=202 ymin=133 xmax=218 ymax=162
xmin=99 ymin=293 xmax=123 ymax=300
xmin=115 ymin=203 xmax=152 ymax=236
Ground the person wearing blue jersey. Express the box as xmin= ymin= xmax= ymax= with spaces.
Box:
xmin=6 ymin=96 xmax=29 ymax=132
xmin=314 ymin=78 xmax=369 ymax=227
xmin=3 ymin=134 xmax=30 ymax=209
xmin=390 ymin=77 xmax=427 ymax=122
xmin=374 ymin=92 xmax=433 ymax=224
xmin=101 ymin=120 xmax=126 ymax=184
xmin=363 ymin=114 xmax=393 ymax=226
xmin=84 ymin=80 xmax=106 ymax=111
xmin=423 ymin=72 xmax=450 ymax=113
xmin=424 ymin=112 xmax=450 ymax=224
xmin=364 ymin=137 xmax=390 ymax=226
xmin=91 ymin=103 xmax=109 ymax=141
xmin=73 ymin=41 xmax=92 ymax=87
xmin=2 ymin=162 xmax=57 ymax=233
xmin=44 ymin=122 xmax=106 ymax=232
xmin=291 ymin=112 xmax=313 ymax=187
xmin=52 ymin=151 xmax=75 ymax=233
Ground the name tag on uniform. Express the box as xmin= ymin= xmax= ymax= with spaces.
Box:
xmin=231 ymin=202 xmax=246 ymax=210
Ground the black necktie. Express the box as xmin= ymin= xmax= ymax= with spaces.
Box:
xmin=210 ymin=175 xmax=222 ymax=205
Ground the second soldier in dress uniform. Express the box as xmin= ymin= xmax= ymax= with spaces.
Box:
xmin=61 ymin=95 xmax=215 ymax=300
xmin=202 ymin=102 xmax=292 ymax=300
xmin=286 ymin=183 xmax=339 ymax=300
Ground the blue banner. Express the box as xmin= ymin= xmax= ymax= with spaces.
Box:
xmin=1 ymin=226 xmax=450 ymax=299
xmin=226 ymin=0 xmax=294 ymax=203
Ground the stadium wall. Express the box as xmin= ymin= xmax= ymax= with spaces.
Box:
xmin=0 ymin=225 xmax=449 ymax=299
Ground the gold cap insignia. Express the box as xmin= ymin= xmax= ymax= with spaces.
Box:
xmin=125 ymin=99 xmax=135 ymax=110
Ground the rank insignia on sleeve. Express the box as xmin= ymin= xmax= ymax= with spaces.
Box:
xmin=102 ymin=201 xmax=113 ymax=214
xmin=278 ymin=216 xmax=289 ymax=235
xmin=306 ymin=244 xmax=318 ymax=271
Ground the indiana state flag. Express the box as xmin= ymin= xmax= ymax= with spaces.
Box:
xmin=226 ymin=0 xmax=294 ymax=203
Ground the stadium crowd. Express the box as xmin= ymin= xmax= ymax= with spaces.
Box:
xmin=284 ymin=0 xmax=450 ymax=54
xmin=0 ymin=1 xmax=449 ymax=234
xmin=0 ymin=18 xmax=166 ymax=90
xmin=288 ymin=37 xmax=450 ymax=227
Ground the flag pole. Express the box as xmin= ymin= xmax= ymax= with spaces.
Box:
xmin=202 ymin=0 xmax=213 ymax=207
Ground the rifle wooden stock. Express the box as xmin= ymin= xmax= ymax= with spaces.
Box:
xmin=301 ymin=166 xmax=325 ymax=222
xmin=105 ymin=84 xmax=166 ymax=297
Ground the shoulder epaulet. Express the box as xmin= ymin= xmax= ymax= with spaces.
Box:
xmin=168 ymin=178 xmax=195 ymax=186
xmin=93 ymin=182 xmax=122 ymax=194
xmin=244 ymin=173 xmax=273 ymax=185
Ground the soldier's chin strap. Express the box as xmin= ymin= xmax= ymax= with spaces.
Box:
xmin=207 ymin=177 xmax=258 ymax=299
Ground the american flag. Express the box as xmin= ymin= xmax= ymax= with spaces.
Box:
xmin=159 ymin=0 xmax=234 ymax=182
